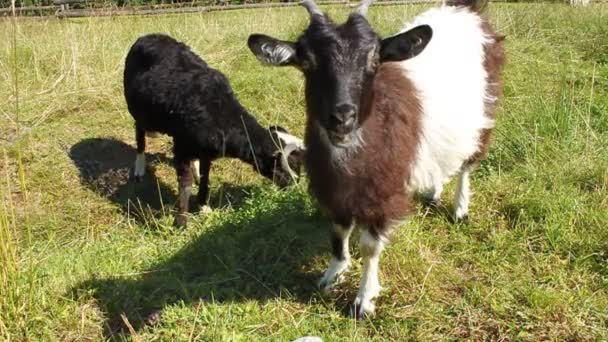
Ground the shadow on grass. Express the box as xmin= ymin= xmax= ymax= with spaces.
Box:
xmin=69 ymin=137 xmax=176 ymax=222
xmin=69 ymin=137 xmax=264 ymax=223
xmin=69 ymin=138 xmax=331 ymax=338
xmin=71 ymin=190 xmax=329 ymax=339
xmin=413 ymin=193 xmax=457 ymax=224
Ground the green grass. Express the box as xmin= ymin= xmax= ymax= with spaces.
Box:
xmin=1 ymin=3 xmax=608 ymax=340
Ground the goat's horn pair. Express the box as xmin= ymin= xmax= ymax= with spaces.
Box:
xmin=299 ymin=0 xmax=375 ymax=18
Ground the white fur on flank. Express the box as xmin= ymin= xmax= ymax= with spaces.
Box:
xmin=134 ymin=153 xmax=146 ymax=178
xmin=397 ymin=7 xmax=493 ymax=195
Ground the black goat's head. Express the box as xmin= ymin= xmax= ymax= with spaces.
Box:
xmin=248 ymin=0 xmax=432 ymax=148
xmin=261 ymin=126 xmax=304 ymax=187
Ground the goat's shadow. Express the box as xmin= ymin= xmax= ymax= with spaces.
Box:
xmin=69 ymin=137 xmax=331 ymax=338
xmin=71 ymin=188 xmax=329 ymax=338
xmin=414 ymin=193 xmax=459 ymax=224
xmin=69 ymin=137 xmax=262 ymax=223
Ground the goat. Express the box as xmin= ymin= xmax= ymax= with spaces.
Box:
xmin=248 ymin=0 xmax=505 ymax=317
xmin=124 ymin=34 xmax=304 ymax=228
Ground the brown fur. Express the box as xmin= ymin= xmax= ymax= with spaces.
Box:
xmin=304 ymin=64 xmax=422 ymax=236
xmin=466 ymin=19 xmax=506 ymax=167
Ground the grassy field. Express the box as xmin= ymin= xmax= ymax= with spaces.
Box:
xmin=1 ymin=2 xmax=608 ymax=340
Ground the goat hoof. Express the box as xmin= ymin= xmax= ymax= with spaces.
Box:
xmin=352 ymin=296 xmax=376 ymax=320
xmin=146 ymin=311 xmax=161 ymax=326
xmin=199 ymin=205 xmax=212 ymax=214
xmin=456 ymin=214 xmax=470 ymax=224
xmin=317 ymin=278 xmax=330 ymax=292
xmin=173 ymin=214 xmax=188 ymax=228
xmin=318 ymin=274 xmax=342 ymax=293
xmin=318 ymin=259 xmax=350 ymax=292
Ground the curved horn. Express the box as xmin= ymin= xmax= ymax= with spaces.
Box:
xmin=356 ymin=0 xmax=375 ymax=16
xmin=300 ymin=0 xmax=322 ymax=18
xmin=272 ymin=129 xmax=304 ymax=181
xmin=280 ymin=143 xmax=303 ymax=181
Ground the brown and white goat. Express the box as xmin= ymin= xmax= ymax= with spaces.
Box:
xmin=248 ymin=0 xmax=505 ymax=317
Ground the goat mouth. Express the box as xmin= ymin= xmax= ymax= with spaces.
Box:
xmin=327 ymin=131 xmax=353 ymax=147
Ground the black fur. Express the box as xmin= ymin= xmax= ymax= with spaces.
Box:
xmin=124 ymin=34 xmax=302 ymax=227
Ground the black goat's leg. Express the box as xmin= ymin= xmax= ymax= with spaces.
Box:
xmin=133 ymin=124 xmax=146 ymax=182
xmin=174 ymin=155 xmax=193 ymax=228
xmin=196 ymin=156 xmax=212 ymax=214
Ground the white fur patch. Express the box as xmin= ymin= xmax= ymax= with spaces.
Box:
xmin=319 ymin=257 xmax=351 ymax=292
xmin=354 ymin=230 xmax=386 ymax=317
xmin=261 ymin=43 xmax=295 ymax=65
xmin=191 ymin=159 xmax=200 ymax=184
xmin=395 ymin=7 xmax=493 ymax=195
xmin=134 ymin=153 xmax=146 ymax=177
xmin=454 ymin=165 xmax=471 ymax=219
xmin=275 ymin=131 xmax=304 ymax=149
xmin=319 ymin=223 xmax=354 ymax=291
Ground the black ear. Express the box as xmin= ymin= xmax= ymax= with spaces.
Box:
xmin=248 ymin=34 xmax=298 ymax=67
xmin=380 ymin=25 xmax=433 ymax=63
xmin=286 ymin=149 xmax=303 ymax=178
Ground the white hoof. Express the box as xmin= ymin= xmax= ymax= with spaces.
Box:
xmin=133 ymin=153 xmax=146 ymax=180
xmin=352 ymin=282 xmax=381 ymax=319
xmin=353 ymin=295 xmax=376 ymax=319
xmin=318 ymin=258 xmax=350 ymax=292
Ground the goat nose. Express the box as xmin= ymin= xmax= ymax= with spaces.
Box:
xmin=331 ymin=103 xmax=357 ymax=126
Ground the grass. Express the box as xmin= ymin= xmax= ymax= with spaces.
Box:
xmin=1 ymin=2 xmax=607 ymax=340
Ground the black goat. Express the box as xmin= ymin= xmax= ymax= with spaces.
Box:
xmin=124 ymin=34 xmax=304 ymax=227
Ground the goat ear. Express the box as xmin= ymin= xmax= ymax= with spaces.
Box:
xmin=287 ymin=148 xmax=304 ymax=176
xmin=248 ymin=34 xmax=298 ymax=67
xmin=380 ymin=25 xmax=432 ymax=63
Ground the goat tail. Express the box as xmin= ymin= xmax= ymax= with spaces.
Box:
xmin=444 ymin=0 xmax=488 ymax=13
